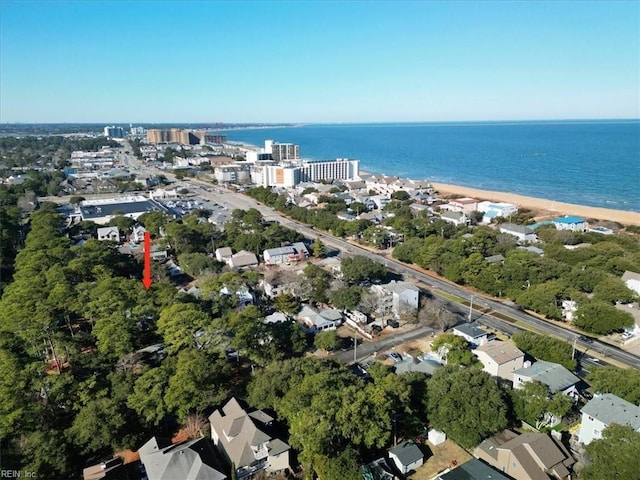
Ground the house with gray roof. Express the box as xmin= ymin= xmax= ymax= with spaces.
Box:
xmin=473 ymin=341 xmax=525 ymax=381
xmin=499 ymin=223 xmax=538 ymax=243
xmin=453 ymin=322 xmax=489 ymax=347
xmin=209 ymin=398 xmax=290 ymax=479
xmin=298 ymin=305 xmax=342 ymax=333
xmin=393 ymin=355 xmax=441 ymax=376
xmin=440 ymin=210 xmax=469 ymax=226
xmin=388 ymin=441 xmax=424 ymax=475
xmin=474 ymin=429 xmax=574 ymax=480
xmin=437 ymin=458 xmax=512 ymax=480
xmin=578 ymin=393 xmax=640 ymax=445
xmin=513 ymin=360 xmax=580 ymax=397
xmin=138 ymin=436 xmax=226 ymax=480
xmin=97 ymin=226 xmax=121 ymax=243
xmin=228 ymin=250 xmax=259 ymax=269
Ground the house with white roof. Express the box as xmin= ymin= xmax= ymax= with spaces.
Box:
xmin=132 ymin=224 xmax=146 ymax=243
xmin=578 ymin=393 xmax=640 ymax=445
xmin=96 ymin=226 xmax=120 ymax=242
xmin=512 ymin=360 xmax=580 ymax=398
xmin=477 ymin=201 xmax=518 ymax=223
xmin=553 ymin=216 xmax=588 ymax=232
xmin=263 ymin=242 xmax=309 ymax=265
xmin=473 ymin=341 xmax=525 ymax=381
xmin=622 ymin=271 xmax=640 ymax=296
xmin=209 ymin=398 xmax=290 ymax=479
xmin=499 ymin=223 xmax=538 ymax=243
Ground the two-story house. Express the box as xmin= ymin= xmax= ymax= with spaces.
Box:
xmin=209 ymin=398 xmax=290 ymax=479
xmin=371 ymin=281 xmax=420 ymax=318
xmin=473 ymin=341 xmax=525 ymax=381
xmin=578 ymin=393 xmax=640 ymax=445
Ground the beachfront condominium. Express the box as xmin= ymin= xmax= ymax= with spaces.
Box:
xmin=248 ymin=158 xmax=360 ymax=187
xmin=146 ymin=128 xmax=227 ymax=145
xmin=299 ymin=158 xmax=360 ymax=183
xmin=271 ymin=142 xmax=300 ymax=162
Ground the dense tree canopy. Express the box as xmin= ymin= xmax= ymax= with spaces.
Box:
xmin=581 ymin=425 xmax=640 ymax=480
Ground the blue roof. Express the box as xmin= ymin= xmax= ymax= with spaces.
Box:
xmin=553 ymin=216 xmax=585 ymax=224
xmin=484 ymin=210 xmax=499 ymax=218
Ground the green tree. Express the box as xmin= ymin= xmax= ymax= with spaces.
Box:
xmin=581 ymin=424 xmax=640 ymax=480
xmin=314 ymin=447 xmax=362 ymax=480
xmin=428 ymin=366 xmax=508 ymax=448
xmin=586 ymin=366 xmax=640 ymax=405
xmin=157 ymin=303 xmax=212 ymax=354
xmin=273 ymin=293 xmax=300 ymax=315
xmin=314 ymin=331 xmax=339 ymax=351
xmin=329 ymin=286 xmax=362 ymax=311
xmin=67 ymin=397 xmax=131 ymax=454
xmin=512 ymin=331 xmax=576 ymax=371
xmin=303 ymin=263 xmax=333 ymax=303
xmin=312 ymin=238 xmax=327 ymax=257
xmin=341 ymin=255 xmax=386 ymax=284
xmin=430 ymin=333 xmax=476 ymax=366
xmin=164 ymin=349 xmax=230 ymax=420
xmin=574 ymin=301 xmax=634 ymax=335
xmin=592 ymin=277 xmax=637 ymax=304
xmin=127 ymin=366 xmax=171 ymax=426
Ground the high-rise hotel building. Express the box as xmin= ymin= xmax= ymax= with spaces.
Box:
xmin=298 ymin=158 xmax=359 ymax=183
xmin=146 ymin=129 xmax=227 ymax=145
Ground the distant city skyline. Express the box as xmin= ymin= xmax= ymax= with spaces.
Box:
xmin=1 ymin=0 xmax=638 ymax=123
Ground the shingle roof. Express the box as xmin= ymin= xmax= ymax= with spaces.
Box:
xmin=454 ymin=322 xmax=487 ymax=339
xmin=138 ymin=437 xmax=226 ymax=480
xmin=500 ymin=223 xmax=535 ymax=235
xmin=513 ymin=360 xmax=579 ymax=394
xmin=439 ymin=458 xmax=511 ymax=480
xmin=474 ymin=341 xmax=524 ymax=365
xmin=209 ymin=398 xmax=289 ymax=470
xmin=389 ymin=441 xmax=422 ymax=466
xmin=581 ymin=393 xmax=640 ymax=430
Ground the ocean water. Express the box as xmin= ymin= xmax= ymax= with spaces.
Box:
xmin=219 ymin=121 xmax=640 ymax=212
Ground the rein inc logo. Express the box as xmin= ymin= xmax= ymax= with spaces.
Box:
xmin=0 ymin=471 xmax=36 ymax=478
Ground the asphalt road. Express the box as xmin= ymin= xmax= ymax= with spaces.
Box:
xmin=54 ymin=166 xmax=640 ymax=371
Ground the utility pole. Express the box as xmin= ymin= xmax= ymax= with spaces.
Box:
xmin=468 ymin=295 xmax=474 ymax=322
xmin=353 ymin=332 xmax=358 ymax=363
xmin=572 ymin=336 xmax=579 ymax=360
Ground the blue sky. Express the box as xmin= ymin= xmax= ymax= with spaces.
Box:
xmin=1 ymin=1 xmax=638 ymax=123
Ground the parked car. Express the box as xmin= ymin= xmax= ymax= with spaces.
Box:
xmin=387 ymin=352 xmax=402 ymax=363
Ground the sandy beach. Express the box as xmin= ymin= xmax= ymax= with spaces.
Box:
xmin=430 ymin=182 xmax=640 ymax=227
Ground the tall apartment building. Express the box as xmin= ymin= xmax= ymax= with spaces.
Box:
xmin=299 ymin=158 xmax=360 ymax=183
xmin=146 ymin=129 xmax=227 ymax=145
xmin=271 ymin=142 xmax=300 ymax=162
xmin=104 ymin=125 xmax=125 ymax=138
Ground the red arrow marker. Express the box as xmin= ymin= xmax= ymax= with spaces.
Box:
xmin=142 ymin=231 xmax=153 ymax=290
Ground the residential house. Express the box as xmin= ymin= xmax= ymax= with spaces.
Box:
xmin=336 ymin=211 xmax=357 ymax=222
xmin=264 ymin=312 xmax=289 ymax=324
xmin=388 ymin=442 xmax=424 ymax=475
xmin=150 ymin=244 xmax=169 ymax=260
xmin=371 ymin=281 xmax=420 ymax=317
xmin=437 ymin=458 xmax=512 ymax=480
xmin=443 ymin=197 xmax=479 ymax=213
xmin=298 ymin=305 xmax=342 ymax=333
xmin=132 ymin=224 xmax=146 ymax=243
xmin=220 ymin=285 xmax=254 ymax=307
xmin=553 ymin=216 xmax=588 ymax=232
xmin=622 ymin=270 xmax=640 ymax=296
xmin=138 ymin=436 xmax=227 ymax=480
xmin=370 ymin=194 xmax=391 ymax=210
xmin=440 ymin=210 xmax=469 ymax=226
xmin=477 ymin=201 xmax=518 ymax=223
xmin=97 ymin=226 xmax=120 ymax=242
xmin=473 ymin=341 xmax=525 ymax=381
xmin=578 ymin=393 xmax=640 ymax=445
xmin=512 ymin=360 xmax=580 ymax=398
xmin=215 ymin=247 xmax=233 ymax=263
xmin=485 ymin=254 xmax=505 ymax=265
xmin=263 ymin=242 xmax=309 ymax=265
xmin=83 ymin=457 xmax=141 ymax=480
xmin=393 ymin=355 xmax=441 ymax=376
xmin=228 ymin=251 xmax=259 ymax=269
xmin=453 ymin=322 xmax=489 ymax=347
xmin=499 ymin=223 xmax=538 ymax=243
xmin=474 ymin=429 xmax=575 ymax=480
xmin=209 ymin=398 xmax=291 ymax=479
xmin=517 ymin=246 xmax=545 ymax=256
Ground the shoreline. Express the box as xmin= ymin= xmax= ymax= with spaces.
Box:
xmin=430 ymin=182 xmax=640 ymax=226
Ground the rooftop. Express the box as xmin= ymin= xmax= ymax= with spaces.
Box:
xmin=474 ymin=341 xmax=524 ymax=364
xmin=513 ymin=360 xmax=580 ymax=394
xmin=454 ymin=322 xmax=487 ymax=339
xmin=581 ymin=393 xmax=640 ymax=430
xmin=553 ymin=216 xmax=586 ymax=224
